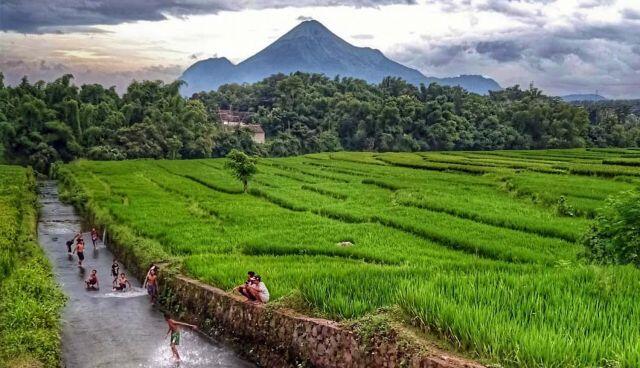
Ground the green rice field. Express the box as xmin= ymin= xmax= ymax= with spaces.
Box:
xmin=58 ymin=148 xmax=640 ymax=367
xmin=0 ymin=166 xmax=65 ymax=367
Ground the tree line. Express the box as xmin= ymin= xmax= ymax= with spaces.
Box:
xmin=1 ymin=72 xmax=638 ymax=172
xmin=571 ymin=99 xmax=640 ymax=148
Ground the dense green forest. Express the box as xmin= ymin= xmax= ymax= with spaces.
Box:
xmin=571 ymin=99 xmax=640 ymax=147
xmin=1 ymin=72 xmax=638 ymax=172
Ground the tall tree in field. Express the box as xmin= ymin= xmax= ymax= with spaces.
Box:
xmin=225 ymin=149 xmax=257 ymax=192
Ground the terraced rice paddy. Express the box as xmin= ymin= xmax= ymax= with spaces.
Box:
xmin=59 ymin=148 xmax=640 ymax=367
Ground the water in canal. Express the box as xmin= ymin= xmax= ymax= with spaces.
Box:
xmin=37 ymin=181 xmax=253 ymax=368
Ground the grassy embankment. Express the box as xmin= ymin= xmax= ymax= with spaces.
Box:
xmin=0 ymin=166 xmax=65 ymax=368
xmin=58 ymin=148 xmax=640 ymax=367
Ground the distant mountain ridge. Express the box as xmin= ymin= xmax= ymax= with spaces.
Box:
xmin=561 ymin=94 xmax=607 ymax=102
xmin=180 ymin=20 xmax=501 ymax=96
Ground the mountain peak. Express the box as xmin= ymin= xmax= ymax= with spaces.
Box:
xmin=204 ymin=57 xmax=233 ymax=65
xmin=293 ymin=19 xmax=328 ymax=31
xmin=179 ymin=21 xmax=502 ymax=96
xmin=279 ymin=19 xmax=336 ymax=41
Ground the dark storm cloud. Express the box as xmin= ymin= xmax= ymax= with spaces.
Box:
xmin=528 ymin=38 xmax=592 ymax=63
xmin=475 ymin=40 xmax=523 ymax=62
xmin=560 ymin=22 xmax=640 ymax=45
xmin=0 ymin=0 xmax=417 ymax=33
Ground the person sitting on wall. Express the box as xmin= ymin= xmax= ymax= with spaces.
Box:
xmin=247 ymin=275 xmax=269 ymax=304
xmin=234 ymin=271 xmax=256 ymax=300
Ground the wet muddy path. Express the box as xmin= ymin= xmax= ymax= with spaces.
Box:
xmin=37 ymin=181 xmax=253 ymax=368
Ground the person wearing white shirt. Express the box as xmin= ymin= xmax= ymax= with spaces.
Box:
xmin=248 ymin=275 xmax=269 ymax=303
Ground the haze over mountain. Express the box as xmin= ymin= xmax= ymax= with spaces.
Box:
xmin=180 ymin=20 xmax=501 ymax=96
xmin=561 ymin=94 xmax=607 ymax=102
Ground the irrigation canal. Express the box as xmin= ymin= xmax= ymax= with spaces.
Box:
xmin=37 ymin=181 xmax=253 ymax=368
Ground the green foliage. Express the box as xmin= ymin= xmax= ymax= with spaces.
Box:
xmin=0 ymin=166 xmax=65 ymax=367
xmin=555 ymin=195 xmax=576 ymax=217
xmin=224 ymin=149 xmax=257 ymax=192
xmin=0 ymin=75 xmax=260 ymax=172
xmin=584 ymin=188 xmax=640 ymax=265
xmin=4 ymin=72 xmax=636 ymax=172
xmin=57 ymin=149 xmax=640 ymax=367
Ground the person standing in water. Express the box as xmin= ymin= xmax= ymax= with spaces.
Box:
xmin=143 ymin=263 xmax=159 ymax=287
xmin=111 ymin=259 xmax=120 ymax=282
xmin=145 ymin=269 xmax=158 ymax=304
xmin=90 ymin=228 xmax=99 ymax=249
xmin=73 ymin=238 xmax=85 ymax=266
xmin=164 ymin=313 xmax=198 ymax=363
xmin=65 ymin=232 xmax=81 ymax=253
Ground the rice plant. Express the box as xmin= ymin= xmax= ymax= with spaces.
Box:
xmin=58 ymin=149 xmax=640 ymax=367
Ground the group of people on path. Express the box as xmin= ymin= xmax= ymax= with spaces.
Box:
xmin=66 ymin=229 xmax=158 ymax=303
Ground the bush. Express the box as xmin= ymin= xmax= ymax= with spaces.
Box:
xmin=583 ymin=189 xmax=640 ymax=265
xmin=555 ymin=196 xmax=576 ymax=217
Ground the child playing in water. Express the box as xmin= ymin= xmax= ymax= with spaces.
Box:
xmin=111 ymin=259 xmax=120 ymax=282
xmin=164 ymin=313 xmax=198 ymax=363
xmin=85 ymin=269 xmax=99 ymax=290
xmin=90 ymin=228 xmax=99 ymax=249
xmin=65 ymin=239 xmax=74 ymax=253
xmin=73 ymin=238 xmax=85 ymax=266
xmin=145 ymin=269 xmax=158 ymax=304
xmin=143 ymin=263 xmax=159 ymax=287
xmin=112 ymin=272 xmax=131 ymax=291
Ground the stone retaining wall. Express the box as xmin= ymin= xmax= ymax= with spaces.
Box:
xmin=165 ymin=275 xmax=485 ymax=368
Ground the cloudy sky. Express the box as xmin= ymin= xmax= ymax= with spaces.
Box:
xmin=1 ymin=0 xmax=639 ymax=98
